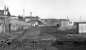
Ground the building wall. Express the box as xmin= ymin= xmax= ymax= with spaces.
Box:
xmin=0 ymin=24 xmax=3 ymax=33
xmin=41 ymin=19 xmax=61 ymax=26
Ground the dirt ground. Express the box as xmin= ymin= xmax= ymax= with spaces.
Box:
xmin=0 ymin=26 xmax=86 ymax=50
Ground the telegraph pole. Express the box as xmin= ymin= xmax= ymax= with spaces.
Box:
xmin=30 ymin=11 xmax=32 ymax=16
xmin=22 ymin=9 xmax=25 ymax=17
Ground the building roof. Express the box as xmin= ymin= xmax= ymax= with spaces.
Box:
xmin=41 ymin=19 xmax=69 ymax=21
xmin=74 ymin=22 xmax=86 ymax=24
xmin=24 ymin=16 xmax=40 ymax=19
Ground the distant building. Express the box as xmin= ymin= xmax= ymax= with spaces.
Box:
xmin=24 ymin=16 xmax=41 ymax=26
xmin=40 ymin=19 xmax=61 ymax=26
xmin=24 ymin=16 xmax=40 ymax=22
xmin=40 ymin=19 xmax=74 ymax=29
xmin=60 ymin=19 xmax=73 ymax=26
xmin=9 ymin=16 xmax=18 ymax=20
xmin=18 ymin=15 xmax=24 ymax=21
xmin=0 ymin=6 xmax=11 ymax=16
xmin=0 ymin=10 xmax=4 ymax=15
xmin=41 ymin=19 xmax=69 ymax=26
xmin=58 ymin=19 xmax=74 ymax=31
xmin=74 ymin=22 xmax=86 ymax=34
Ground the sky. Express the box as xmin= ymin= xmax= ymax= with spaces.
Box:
xmin=0 ymin=0 xmax=86 ymax=21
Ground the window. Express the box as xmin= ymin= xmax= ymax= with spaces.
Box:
xmin=79 ymin=24 xmax=86 ymax=33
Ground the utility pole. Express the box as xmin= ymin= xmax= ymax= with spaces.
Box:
xmin=4 ymin=5 xmax=7 ymax=16
xmin=3 ymin=5 xmax=7 ymax=33
xmin=22 ymin=9 xmax=25 ymax=17
xmin=29 ymin=9 xmax=32 ymax=16
xmin=30 ymin=11 xmax=32 ymax=16
xmin=80 ymin=16 xmax=81 ymax=21
xmin=66 ymin=16 xmax=69 ymax=19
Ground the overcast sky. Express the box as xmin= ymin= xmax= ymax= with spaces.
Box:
xmin=0 ymin=0 xmax=86 ymax=21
